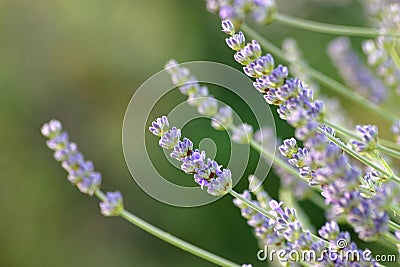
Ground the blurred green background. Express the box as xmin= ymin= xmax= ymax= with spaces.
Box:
xmin=1 ymin=0 xmax=397 ymax=266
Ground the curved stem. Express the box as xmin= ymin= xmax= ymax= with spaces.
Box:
xmin=240 ymin=23 xmax=399 ymax=124
xmin=275 ymin=13 xmax=400 ymax=37
xmin=94 ymin=190 xmax=240 ymax=267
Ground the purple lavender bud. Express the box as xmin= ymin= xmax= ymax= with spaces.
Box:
xmin=187 ymin=86 xmax=209 ymax=107
xmin=318 ymin=221 xmax=340 ymax=241
xmin=295 ymin=120 xmax=319 ymax=140
xmin=351 ymin=125 xmax=378 ymax=152
xmin=159 ymin=127 xmax=181 ymax=149
xmin=211 ymin=106 xmax=233 ymax=130
xmin=41 ymin=119 xmax=62 ymax=138
xmin=149 ymin=116 xmax=170 ymax=137
xmin=164 ymin=59 xmax=179 ymax=74
xmin=53 ymin=142 xmax=78 ymax=162
xmin=253 ymin=54 xmax=275 ymax=76
xmin=279 ymin=138 xmax=298 ymax=158
xmin=254 ymin=127 xmax=274 ymax=145
xmin=276 ymin=78 xmax=299 ymax=101
xmin=251 ymin=0 xmax=277 ymax=25
xmin=165 ymin=60 xmax=199 ymax=93
xmin=288 ymin=147 xmax=308 ymax=168
xmin=46 ymin=132 xmax=69 ymax=150
xmin=219 ymin=5 xmax=245 ymax=26
xmin=77 ymin=172 xmax=102 ymax=196
xmin=243 ymin=62 xmax=258 ymax=78
xmin=197 ymin=96 xmax=219 ymax=116
xmin=242 ymin=40 xmax=262 ymax=60
xmin=170 ymin=138 xmax=193 ymax=161
xmin=207 ymin=169 xmax=233 ymax=196
xmin=100 ymin=191 xmax=124 ymax=217
xmin=206 ymin=0 xmax=220 ymax=14
xmin=234 ymin=50 xmax=252 ymax=65
xmin=391 ymin=120 xmax=400 ymax=144
xmin=262 ymin=65 xmax=289 ymax=88
xmin=221 ymin=19 xmax=235 ymax=35
xmin=181 ymin=150 xmax=206 ymax=174
xmin=179 ymin=78 xmax=201 ymax=95
xmin=234 ymin=40 xmax=262 ymax=65
xmin=234 ymin=0 xmax=254 ymax=13
xmin=226 ymin=32 xmax=245 ymax=51
xmin=232 ymin=123 xmax=253 ymax=144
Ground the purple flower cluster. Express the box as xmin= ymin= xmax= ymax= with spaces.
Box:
xmin=41 ymin=119 xmax=102 ymax=195
xmin=282 ymin=38 xmax=353 ymax=128
xmin=206 ymin=0 xmax=276 ymax=27
xmin=222 ymin=20 xmax=325 ymax=141
xmin=391 ymin=120 xmax=400 ymax=145
xmin=350 ymin=125 xmax=379 ymax=153
xmin=100 ymin=191 xmax=124 ymax=217
xmin=280 ymin=130 xmax=390 ymax=241
xmin=149 ymin=116 xmax=232 ymax=196
xmin=165 ymin=59 xmax=257 ymax=147
xmin=362 ymin=37 xmax=400 ymax=94
xmin=327 ymin=37 xmax=387 ymax=104
xmin=41 ymin=119 xmax=124 ymax=217
xmin=222 ymin=20 xmax=391 ymax=241
xmin=234 ymin=176 xmax=377 ymax=265
xmin=165 ymin=59 xmax=234 ymax=131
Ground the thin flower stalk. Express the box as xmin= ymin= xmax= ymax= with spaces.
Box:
xmin=42 ymin=119 xmax=241 ymax=267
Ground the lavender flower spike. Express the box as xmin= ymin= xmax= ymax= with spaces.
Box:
xmin=41 ymin=119 xmax=101 ymax=196
xmin=100 ymin=191 xmax=124 ymax=217
xmin=149 ymin=116 xmax=232 ymax=196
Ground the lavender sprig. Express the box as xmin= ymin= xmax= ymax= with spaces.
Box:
xmin=41 ymin=119 xmax=242 ymax=267
xmin=327 ymin=37 xmax=388 ymax=104
xmin=149 ymin=116 xmax=232 ymax=196
xmin=41 ymin=119 xmax=102 ymax=196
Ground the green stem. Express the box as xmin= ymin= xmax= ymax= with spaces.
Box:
xmin=377 ymin=144 xmax=400 ymax=160
xmin=229 ymin=190 xmax=331 ymax=247
xmin=388 ymin=41 xmax=400 ymax=70
xmin=249 ymin=139 xmax=296 ymax=177
xmin=379 ymin=139 xmax=400 ymax=150
xmin=275 ymin=13 xmax=400 ymax=37
xmin=318 ymin=128 xmax=400 ymax=184
xmin=383 ymin=232 xmax=400 ymax=246
xmin=306 ymin=191 xmax=326 ymax=210
xmin=389 ymin=221 xmax=400 ymax=232
xmin=94 ymin=190 xmax=240 ymax=267
xmin=240 ymin=23 xmax=399 ymax=124
xmin=324 ymin=120 xmax=400 ymax=160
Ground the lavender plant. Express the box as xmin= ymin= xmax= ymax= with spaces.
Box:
xmin=41 ymin=0 xmax=400 ymax=266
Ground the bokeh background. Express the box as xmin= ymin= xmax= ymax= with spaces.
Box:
xmin=1 ymin=0 xmax=398 ymax=266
